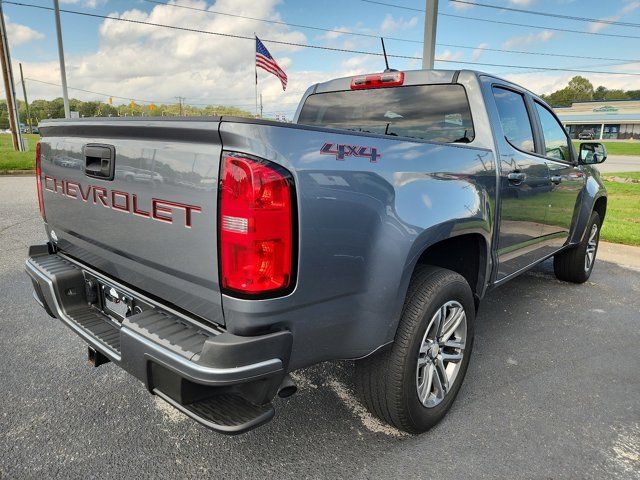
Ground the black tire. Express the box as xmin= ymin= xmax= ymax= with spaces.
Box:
xmin=355 ymin=266 xmax=475 ymax=434
xmin=554 ymin=211 xmax=602 ymax=284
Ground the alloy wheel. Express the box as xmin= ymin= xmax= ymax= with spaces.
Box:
xmin=416 ymin=300 xmax=467 ymax=408
xmin=585 ymin=223 xmax=599 ymax=273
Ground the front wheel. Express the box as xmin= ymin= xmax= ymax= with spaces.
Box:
xmin=554 ymin=211 xmax=602 ymax=283
xmin=355 ymin=266 xmax=475 ymax=434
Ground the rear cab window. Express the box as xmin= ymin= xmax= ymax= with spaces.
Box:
xmin=297 ymin=84 xmax=475 ymax=144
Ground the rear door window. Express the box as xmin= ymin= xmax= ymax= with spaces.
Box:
xmin=492 ymin=87 xmax=535 ymax=153
xmin=297 ymin=84 xmax=474 ymax=144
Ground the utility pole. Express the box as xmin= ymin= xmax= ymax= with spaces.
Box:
xmin=53 ymin=0 xmax=70 ymax=118
xmin=19 ymin=63 xmax=31 ymax=134
xmin=176 ymin=96 xmax=185 ymax=116
xmin=422 ymin=0 xmax=438 ymax=69
xmin=0 ymin=2 xmax=24 ymax=151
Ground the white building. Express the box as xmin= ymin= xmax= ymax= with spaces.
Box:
xmin=555 ymin=100 xmax=640 ymax=140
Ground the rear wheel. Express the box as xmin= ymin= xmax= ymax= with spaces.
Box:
xmin=355 ymin=266 xmax=475 ymax=433
xmin=554 ymin=211 xmax=601 ymax=283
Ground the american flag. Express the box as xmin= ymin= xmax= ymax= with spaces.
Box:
xmin=256 ymin=36 xmax=288 ymax=91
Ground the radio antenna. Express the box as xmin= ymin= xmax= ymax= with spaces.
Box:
xmin=381 ymin=37 xmax=396 ymax=72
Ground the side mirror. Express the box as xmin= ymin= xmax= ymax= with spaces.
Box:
xmin=579 ymin=142 xmax=607 ymax=164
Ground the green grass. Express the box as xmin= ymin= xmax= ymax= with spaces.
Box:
xmin=572 ymin=141 xmax=640 ymax=156
xmin=0 ymin=133 xmax=39 ymax=170
xmin=601 ymin=173 xmax=640 ymax=246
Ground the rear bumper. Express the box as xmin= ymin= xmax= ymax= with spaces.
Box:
xmin=25 ymin=244 xmax=292 ymax=434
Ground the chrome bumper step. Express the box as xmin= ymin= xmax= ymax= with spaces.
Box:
xmin=25 ymin=245 xmax=292 ymax=434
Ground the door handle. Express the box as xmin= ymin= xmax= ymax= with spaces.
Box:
xmin=84 ymin=144 xmax=116 ymax=180
xmin=507 ymin=172 xmax=526 ymax=185
xmin=550 ymin=175 xmax=562 ymax=185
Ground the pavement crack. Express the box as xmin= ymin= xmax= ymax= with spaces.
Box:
xmin=0 ymin=218 xmax=35 ymax=236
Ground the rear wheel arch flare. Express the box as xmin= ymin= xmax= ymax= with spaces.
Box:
xmin=593 ymin=196 xmax=607 ymax=223
xmin=413 ymin=233 xmax=488 ymax=298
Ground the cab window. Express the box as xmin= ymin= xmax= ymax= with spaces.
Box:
xmin=535 ymin=102 xmax=571 ymax=162
xmin=492 ymin=87 xmax=535 ymax=153
xmin=298 ymin=84 xmax=475 ymax=144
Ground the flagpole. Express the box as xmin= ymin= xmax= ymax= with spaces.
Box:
xmin=254 ymin=34 xmax=258 ymax=118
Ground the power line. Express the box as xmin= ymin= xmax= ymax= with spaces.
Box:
xmin=25 ymin=78 xmax=171 ymax=104
xmin=436 ymin=59 xmax=640 ymax=76
xmin=7 ymin=1 xmax=640 ymax=77
xmin=439 ymin=12 xmax=640 ymax=41
xmin=361 ymin=0 xmax=640 ymax=40
xmin=360 ymin=0 xmax=423 ymax=12
xmin=141 ymin=0 xmax=422 ymax=44
xmin=25 ymin=77 xmax=301 ymax=109
xmin=27 ymin=76 xmax=298 ymax=117
xmin=144 ymin=0 xmax=640 ymax=64
xmin=495 ymin=60 xmax=638 ymax=76
xmin=143 ymin=0 xmax=640 ymax=64
xmin=449 ymin=0 xmax=640 ymax=29
xmin=438 ymin=43 xmax=640 ymax=64
xmin=3 ymin=1 xmax=419 ymax=59
xmin=187 ymin=96 xmax=303 ymax=107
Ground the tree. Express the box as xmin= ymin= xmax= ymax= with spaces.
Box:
xmin=603 ymin=89 xmax=627 ymax=100
xmin=1 ymin=97 xmax=253 ymax=124
xmin=0 ymin=101 xmax=9 ymax=129
xmin=593 ymin=86 xmax=608 ymax=101
xmin=539 ymin=76 xmax=640 ymax=106
xmin=542 ymin=88 xmax=577 ymax=107
xmin=567 ymin=76 xmax=594 ymax=100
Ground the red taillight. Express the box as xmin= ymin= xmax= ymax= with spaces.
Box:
xmin=35 ymin=142 xmax=45 ymax=220
xmin=350 ymin=71 xmax=405 ymax=90
xmin=219 ymin=153 xmax=294 ymax=296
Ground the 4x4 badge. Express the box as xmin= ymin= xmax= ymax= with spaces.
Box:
xmin=320 ymin=143 xmax=381 ymax=163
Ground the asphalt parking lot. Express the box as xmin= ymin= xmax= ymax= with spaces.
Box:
xmin=1 ymin=176 xmax=638 ymax=479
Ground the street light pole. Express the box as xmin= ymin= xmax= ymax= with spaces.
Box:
xmin=0 ymin=2 xmax=25 ymax=151
xmin=53 ymin=0 xmax=70 ymax=118
xmin=422 ymin=0 xmax=439 ymax=70
xmin=19 ymin=63 xmax=31 ymax=134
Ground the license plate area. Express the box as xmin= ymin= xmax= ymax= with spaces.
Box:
xmin=82 ymin=272 xmax=151 ymax=322
xmin=101 ymin=284 xmax=132 ymax=321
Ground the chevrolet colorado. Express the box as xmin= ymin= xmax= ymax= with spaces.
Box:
xmin=26 ymin=69 xmax=608 ymax=434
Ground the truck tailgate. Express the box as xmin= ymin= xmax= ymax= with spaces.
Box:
xmin=38 ymin=118 xmax=224 ymax=325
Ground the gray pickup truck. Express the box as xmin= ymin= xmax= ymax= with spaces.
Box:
xmin=27 ymin=69 xmax=607 ymax=434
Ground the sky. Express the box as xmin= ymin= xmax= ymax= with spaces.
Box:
xmin=4 ymin=0 xmax=640 ymax=117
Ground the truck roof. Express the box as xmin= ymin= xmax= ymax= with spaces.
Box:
xmin=310 ymin=68 xmax=538 ymax=98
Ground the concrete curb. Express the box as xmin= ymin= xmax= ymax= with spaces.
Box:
xmin=598 ymin=241 xmax=640 ymax=269
xmin=0 ymin=170 xmax=34 ymax=176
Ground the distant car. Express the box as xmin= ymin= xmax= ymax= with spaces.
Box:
xmin=578 ymin=131 xmax=595 ymax=140
xmin=53 ymin=155 xmax=83 ymax=169
xmin=116 ymin=166 xmax=164 ymax=184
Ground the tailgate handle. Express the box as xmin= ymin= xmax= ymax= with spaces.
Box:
xmin=84 ymin=144 xmax=115 ymax=180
